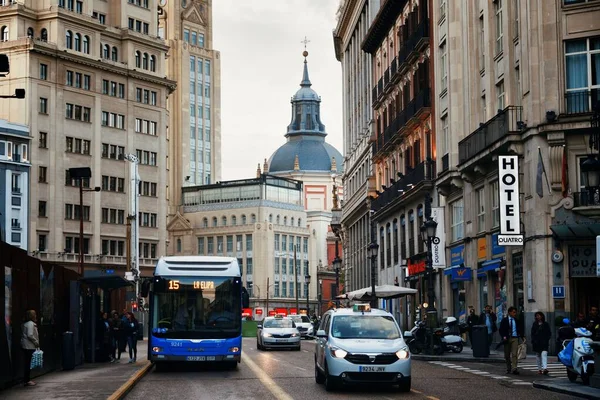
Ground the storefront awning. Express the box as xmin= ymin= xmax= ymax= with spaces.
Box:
xmin=477 ymin=258 xmax=503 ymax=277
xmin=550 ymin=223 xmax=600 ymax=239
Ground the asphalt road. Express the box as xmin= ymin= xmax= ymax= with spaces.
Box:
xmin=126 ymin=338 xmax=579 ymax=400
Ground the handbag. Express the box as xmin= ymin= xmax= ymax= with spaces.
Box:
xmin=517 ymin=341 xmax=527 ymax=360
xmin=30 ymin=349 xmax=44 ymax=369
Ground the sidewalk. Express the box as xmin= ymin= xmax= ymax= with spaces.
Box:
xmin=411 ymin=344 xmax=533 ymax=363
xmin=533 ymin=379 xmax=600 ymax=400
xmin=0 ymin=340 xmax=152 ymax=400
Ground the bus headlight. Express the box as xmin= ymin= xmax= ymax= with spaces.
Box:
xmin=228 ymin=347 xmax=240 ymax=353
xmin=152 ymin=347 xmax=163 ymax=353
xmin=396 ymin=349 xmax=409 ymax=359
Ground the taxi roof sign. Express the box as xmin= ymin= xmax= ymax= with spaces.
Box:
xmin=353 ymin=304 xmax=371 ymax=312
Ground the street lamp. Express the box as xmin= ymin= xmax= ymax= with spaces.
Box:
xmin=69 ymin=167 xmax=100 ymax=277
xmin=420 ymin=205 xmax=440 ymax=330
xmin=332 ymin=256 xmax=342 ymax=307
xmin=305 ymin=272 xmax=311 ymax=314
xmin=368 ymin=241 xmax=379 ymax=308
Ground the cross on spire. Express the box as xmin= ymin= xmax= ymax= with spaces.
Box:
xmin=301 ymin=36 xmax=311 ymax=51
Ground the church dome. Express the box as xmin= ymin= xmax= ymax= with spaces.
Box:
xmin=268 ymin=52 xmax=343 ymax=174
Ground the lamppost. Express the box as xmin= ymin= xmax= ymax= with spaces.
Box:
xmin=318 ymin=279 xmax=323 ymax=316
xmin=333 ymin=256 xmax=341 ymax=307
xmin=581 ymin=104 xmax=600 ymax=204
xmin=294 ymin=244 xmax=300 ymax=313
xmin=368 ymin=241 xmax=379 ymax=308
xmin=419 ymin=194 xmax=440 ymax=330
xmin=68 ymin=167 xmax=100 ymax=277
xmin=305 ymin=273 xmax=311 ymax=314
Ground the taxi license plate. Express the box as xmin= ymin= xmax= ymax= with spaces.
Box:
xmin=186 ymin=356 xmax=216 ymax=361
xmin=359 ymin=366 xmax=385 ymax=372
xmin=275 ymin=339 xmax=288 ymax=342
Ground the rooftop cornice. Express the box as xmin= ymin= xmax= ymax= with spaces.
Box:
xmin=362 ymin=0 xmax=406 ymax=54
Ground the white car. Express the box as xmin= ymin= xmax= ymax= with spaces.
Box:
xmin=256 ymin=316 xmax=301 ymax=351
xmin=314 ymin=304 xmax=411 ymax=392
xmin=289 ymin=314 xmax=314 ymax=338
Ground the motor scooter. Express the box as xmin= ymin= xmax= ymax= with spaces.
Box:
xmin=558 ymin=318 xmax=596 ymax=385
xmin=403 ymin=320 xmax=428 ymax=354
xmin=439 ymin=316 xmax=463 ymax=353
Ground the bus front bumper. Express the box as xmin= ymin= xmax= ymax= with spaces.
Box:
xmin=150 ymin=354 xmax=241 ymax=362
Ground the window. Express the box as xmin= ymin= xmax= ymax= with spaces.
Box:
xmin=479 ymin=16 xmax=485 ymax=71
xmin=75 ymin=0 xmax=82 ymax=13
xmin=512 ymin=0 xmax=519 ymax=39
xmin=39 ymin=132 xmax=47 ymax=148
xmin=495 ymin=0 xmax=503 ymax=55
xmin=112 ymin=46 xmax=118 ymax=61
xmin=74 ymin=33 xmax=81 ymax=51
xmin=38 ymin=235 xmax=47 ymax=252
xmin=150 ymin=55 xmax=156 ymax=72
xmin=491 ymin=180 xmax=500 ymax=228
xmin=84 ymin=74 xmax=91 ymax=90
xmin=565 ymin=37 xmax=600 ymax=113
xmin=65 ymin=30 xmax=72 ymax=49
xmin=66 ymin=71 xmax=73 ymax=87
xmin=11 ymin=173 xmax=20 ymax=193
xmin=440 ymin=0 xmax=446 ymax=20
xmin=135 ymin=51 xmax=141 ymax=68
xmin=496 ymin=81 xmax=505 ymax=111
xmin=38 ymin=166 xmax=47 ymax=183
xmin=39 ymin=97 xmax=48 ymax=114
xmin=27 ymin=27 xmax=34 ymax=38
xmin=102 ymin=239 xmax=125 ymax=256
xmin=98 ymin=14 xmax=106 ymax=24
xmin=184 ymin=29 xmax=190 ymax=42
xmin=198 ymin=33 xmax=205 ymax=47
xmin=451 ymin=198 xmax=464 ymax=241
xmin=440 ymin=44 xmax=447 ymax=92
xmin=191 ymin=31 xmax=197 ymax=45
xmin=39 ymin=63 xmax=47 ymax=80
xmin=143 ymin=53 xmax=148 ymax=69
xmin=476 ymin=188 xmax=485 ymax=232
xmin=39 ymin=200 xmax=47 ymax=217
xmin=0 ymin=26 xmax=7 ymax=42
xmin=101 ymin=175 xmax=125 ymax=192
xmin=41 ymin=29 xmax=48 ymax=41
xmin=246 ymin=234 xmax=253 ymax=251
xmin=222 ymin=216 xmax=227 ymax=226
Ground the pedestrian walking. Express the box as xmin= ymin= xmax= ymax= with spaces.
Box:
xmin=479 ymin=305 xmax=497 ymax=348
xmin=531 ymin=311 xmax=551 ymax=375
xmin=20 ymin=309 xmax=39 ymax=387
xmin=498 ymin=306 xmax=525 ymax=375
xmin=125 ymin=312 xmax=139 ymax=363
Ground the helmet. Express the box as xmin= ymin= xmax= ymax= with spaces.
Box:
xmin=445 ymin=316 xmax=457 ymax=324
xmin=562 ymin=318 xmax=571 ymax=325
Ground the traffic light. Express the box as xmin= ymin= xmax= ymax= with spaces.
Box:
xmin=132 ymin=302 xmax=138 ymax=312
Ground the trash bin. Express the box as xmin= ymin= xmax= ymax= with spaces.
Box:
xmin=137 ymin=322 xmax=144 ymax=341
xmin=62 ymin=331 xmax=75 ymax=371
xmin=471 ymin=325 xmax=489 ymax=358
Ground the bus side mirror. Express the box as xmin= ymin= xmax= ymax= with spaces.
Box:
xmin=141 ymin=280 xmax=151 ymax=297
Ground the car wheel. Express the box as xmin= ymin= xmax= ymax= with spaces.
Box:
xmin=315 ymin=363 xmax=325 ymax=384
xmin=324 ymin=363 xmax=338 ymax=392
xmin=398 ymin=377 xmax=411 ymax=392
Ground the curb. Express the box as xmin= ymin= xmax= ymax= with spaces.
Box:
xmin=533 ymin=381 xmax=600 ymax=400
xmin=412 ymin=354 xmax=506 ymax=363
xmin=107 ymin=361 xmax=153 ymax=400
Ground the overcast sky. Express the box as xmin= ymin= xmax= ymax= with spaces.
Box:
xmin=213 ymin=0 xmax=343 ymax=181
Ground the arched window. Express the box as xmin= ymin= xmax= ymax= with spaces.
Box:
xmin=251 ymin=214 xmax=256 ymax=224
xmin=232 ymin=216 xmax=237 ymax=226
xmin=212 ymin=217 xmax=217 ymax=227
xmin=276 ymin=215 xmax=280 ymax=225
xmin=269 ymin=214 xmax=273 ymax=223
xmin=103 ymin=44 xmax=110 ymax=59
xmin=1 ymin=26 xmax=8 ymax=42
xmin=241 ymin=214 xmax=247 ymax=225
xmin=291 ymin=217 xmax=295 ymax=226
xmin=65 ymin=30 xmax=72 ymax=48
xmin=135 ymin=51 xmax=141 ymax=68
xmin=283 ymin=216 xmax=287 ymax=226
xmin=202 ymin=217 xmax=208 ymax=228
xmin=150 ymin=55 xmax=156 ymax=72
xmin=222 ymin=216 xmax=227 ymax=226
xmin=111 ymin=46 xmax=118 ymax=61
xmin=298 ymin=218 xmax=302 ymax=227
xmin=176 ymin=238 xmax=182 ymax=253
xmin=83 ymin=35 xmax=89 ymax=54
xmin=41 ymin=29 xmax=48 ymax=42
xmin=74 ymin=33 xmax=81 ymax=51
xmin=27 ymin=27 xmax=34 ymax=38
xmin=142 ymin=53 xmax=148 ymax=69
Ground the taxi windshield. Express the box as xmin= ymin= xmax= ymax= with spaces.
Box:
xmin=264 ymin=319 xmax=294 ymax=328
xmin=331 ymin=315 xmax=400 ymax=339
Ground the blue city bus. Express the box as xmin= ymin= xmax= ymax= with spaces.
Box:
xmin=144 ymin=256 xmax=244 ymax=368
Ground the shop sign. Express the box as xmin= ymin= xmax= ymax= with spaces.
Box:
xmin=498 ymin=156 xmax=523 ymax=246
xmin=450 ymin=244 xmax=465 ymax=266
xmin=492 ymin=233 xmax=505 ymax=256
xmin=552 ymin=286 xmax=565 ymax=299
xmin=408 ymin=259 xmax=426 ymax=276
xmin=478 ymin=238 xmax=487 ymax=259
xmin=569 ymin=246 xmax=597 ymax=277
xmin=450 ymin=267 xmax=472 ymax=281
xmin=431 ymin=207 xmax=447 ymax=268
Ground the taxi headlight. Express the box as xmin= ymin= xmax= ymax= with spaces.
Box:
xmin=291 ymin=333 xmax=299 ymax=337
xmin=152 ymin=346 xmax=163 ymax=353
xmin=396 ymin=349 xmax=409 ymax=359
xmin=330 ymin=347 xmax=348 ymax=358
xmin=263 ymin=333 xmax=273 ymax=338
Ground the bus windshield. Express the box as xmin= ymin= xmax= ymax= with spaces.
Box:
xmin=152 ymin=276 xmax=241 ymax=339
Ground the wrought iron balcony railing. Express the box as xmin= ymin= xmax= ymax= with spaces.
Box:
xmin=573 ymin=190 xmax=600 ymax=207
xmin=564 ymin=90 xmax=600 ymax=115
xmin=397 ymin=18 xmax=430 ymax=67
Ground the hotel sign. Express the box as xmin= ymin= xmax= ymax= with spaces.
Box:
xmin=431 ymin=207 xmax=446 ymax=268
xmin=498 ymin=156 xmax=523 ymax=246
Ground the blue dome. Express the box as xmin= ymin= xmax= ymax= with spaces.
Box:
xmin=293 ymin=86 xmax=320 ymax=101
xmin=268 ymin=136 xmax=343 ymax=174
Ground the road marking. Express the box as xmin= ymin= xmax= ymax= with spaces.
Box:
xmin=411 ymin=389 xmax=423 ymax=394
xmin=426 ymin=396 xmax=440 ymax=400
xmin=293 ymin=366 xmax=307 ymax=371
xmin=242 ymin=351 xmax=293 ymax=400
xmin=302 ymin=350 xmax=309 ymax=353
xmin=513 ymin=382 xmax=532 ymax=385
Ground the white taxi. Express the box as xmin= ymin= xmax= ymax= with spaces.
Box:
xmin=314 ymin=304 xmax=411 ymax=392
xmin=256 ymin=315 xmax=301 ymax=351
xmin=289 ymin=314 xmax=314 ymax=338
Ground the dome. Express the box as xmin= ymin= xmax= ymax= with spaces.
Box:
xmin=268 ymin=52 xmax=343 ymax=174
xmin=268 ymin=136 xmax=343 ymax=173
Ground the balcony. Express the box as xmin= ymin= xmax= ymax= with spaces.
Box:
xmin=390 ymin=58 xmax=398 ymax=83
xmin=397 ymin=18 xmax=430 ymax=71
xmin=372 ymin=87 xmax=431 ymax=159
xmin=371 ymin=160 xmax=436 ymax=214
xmin=572 ymin=190 xmax=600 ymax=216
xmin=372 ymin=86 xmax=378 ymax=105
xmin=458 ymin=106 xmax=524 ymax=165
xmin=441 ymin=153 xmax=450 ymax=171
xmin=564 ymin=90 xmax=600 ymax=115
xmin=383 ymin=68 xmax=390 ymax=89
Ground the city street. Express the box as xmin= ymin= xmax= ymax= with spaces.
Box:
xmin=126 ymin=338 xmax=579 ymax=400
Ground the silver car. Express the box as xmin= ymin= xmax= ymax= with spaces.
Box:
xmin=256 ymin=316 xmax=301 ymax=351
xmin=289 ymin=314 xmax=314 ymax=338
xmin=314 ymin=304 xmax=411 ymax=392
